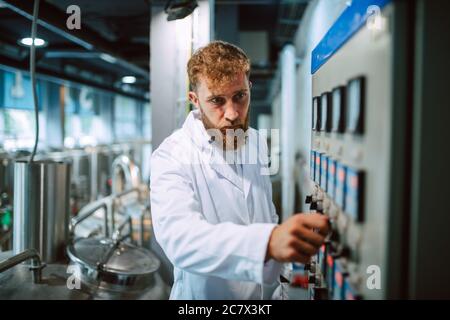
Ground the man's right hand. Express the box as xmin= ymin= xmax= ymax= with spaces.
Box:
xmin=266 ymin=213 xmax=330 ymax=264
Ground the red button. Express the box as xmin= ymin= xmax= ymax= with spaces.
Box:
xmin=292 ymin=275 xmax=309 ymax=288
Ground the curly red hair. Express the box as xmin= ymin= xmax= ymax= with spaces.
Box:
xmin=187 ymin=41 xmax=251 ymax=91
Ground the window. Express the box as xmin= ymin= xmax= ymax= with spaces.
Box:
xmin=114 ymin=95 xmax=138 ymax=141
xmin=0 ymin=69 xmax=45 ymax=151
xmin=63 ymin=84 xmax=103 ymax=147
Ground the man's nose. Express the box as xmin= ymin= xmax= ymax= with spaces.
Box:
xmin=224 ymin=103 xmax=239 ymax=123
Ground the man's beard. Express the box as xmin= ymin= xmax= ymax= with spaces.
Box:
xmin=199 ymin=107 xmax=250 ymax=151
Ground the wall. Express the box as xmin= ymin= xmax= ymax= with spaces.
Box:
xmin=150 ymin=0 xmax=212 ymax=150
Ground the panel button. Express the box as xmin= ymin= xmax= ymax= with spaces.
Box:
xmin=305 ymin=195 xmax=313 ymax=204
xmin=318 ymin=243 xmax=327 ymax=278
xmin=333 ymin=260 xmax=348 ymax=300
xmin=310 ymin=150 xmax=316 ymax=181
xmin=315 ymin=153 xmax=322 ymax=185
xmin=332 ymin=86 xmax=346 ymax=133
xmin=346 ymin=76 xmax=365 ymax=134
xmin=344 ymin=279 xmax=363 ymax=300
xmin=335 ymin=162 xmax=347 ymax=210
xmin=345 ymin=168 xmax=365 ymax=222
xmin=326 ymin=252 xmax=335 ymax=296
xmin=320 ymin=92 xmax=332 ymax=132
xmin=320 ymin=155 xmax=328 ymax=191
xmin=327 ymin=158 xmax=336 ymax=199
xmin=312 ymin=97 xmax=321 ymax=131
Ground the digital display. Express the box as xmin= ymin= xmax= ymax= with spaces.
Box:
xmin=312 ymin=97 xmax=321 ymax=131
xmin=320 ymin=92 xmax=332 ymax=132
xmin=315 ymin=153 xmax=322 ymax=184
xmin=346 ymin=77 xmax=365 ymax=134
xmin=321 ymin=155 xmax=328 ymax=191
xmin=333 ymin=261 xmax=345 ymax=300
xmin=319 ymin=244 xmax=327 ymax=277
xmin=332 ymin=86 xmax=346 ymax=133
xmin=345 ymin=168 xmax=365 ymax=222
xmin=327 ymin=253 xmax=335 ymax=297
xmin=310 ymin=151 xmax=315 ymax=180
xmin=335 ymin=162 xmax=347 ymax=209
xmin=327 ymin=158 xmax=336 ymax=199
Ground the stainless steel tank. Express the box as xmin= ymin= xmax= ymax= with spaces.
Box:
xmin=70 ymin=149 xmax=91 ymax=209
xmin=13 ymin=160 xmax=71 ymax=263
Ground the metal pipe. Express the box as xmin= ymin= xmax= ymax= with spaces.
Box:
xmin=112 ymin=214 xmax=133 ymax=244
xmin=111 ymin=155 xmax=141 ymax=195
xmin=111 ymin=187 xmax=140 ymax=232
xmin=69 ymin=187 xmax=140 ymax=240
xmin=0 ymin=249 xmax=45 ymax=283
xmin=70 ymin=197 xmax=111 ymax=238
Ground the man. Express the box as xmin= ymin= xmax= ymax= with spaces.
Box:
xmin=150 ymin=41 xmax=329 ymax=299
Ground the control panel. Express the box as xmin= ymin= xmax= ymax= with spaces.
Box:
xmin=303 ymin=2 xmax=397 ymax=300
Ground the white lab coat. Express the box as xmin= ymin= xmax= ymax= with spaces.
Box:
xmin=150 ymin=110 xmax=283 ymax=299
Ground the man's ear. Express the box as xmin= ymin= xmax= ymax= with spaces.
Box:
xmin=249 ymin=81 xmax=253 ymax=89
xmin=188 ymin=91 xmax=199 ymax=109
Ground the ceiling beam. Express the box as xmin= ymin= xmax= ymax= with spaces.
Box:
xmin=1 ymin=0 xmax=149 ymax=80
xmin=0 ymin=54 xmax=149 ymax=101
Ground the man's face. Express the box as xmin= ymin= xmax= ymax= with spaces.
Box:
xmin=188 ymin=72 xmax=251 ymax=150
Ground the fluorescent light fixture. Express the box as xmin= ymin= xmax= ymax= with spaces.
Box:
xmin=19 ymin=37 xmax=47 ymax=47
xmin=100 ymin=53 xmax=117 ymax=64
xmin=122 ymin=76 xmax=136 ymax=84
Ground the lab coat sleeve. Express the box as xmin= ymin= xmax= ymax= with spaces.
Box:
xmin=262 ymin=167 xmax=283 ymax=285
xmin=150 ymin=146 xmax=278 ymax=284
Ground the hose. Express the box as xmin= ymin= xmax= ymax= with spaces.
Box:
xmin=29 ymin=0 xmax=40 ymax=163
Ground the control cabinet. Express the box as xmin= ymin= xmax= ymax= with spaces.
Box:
xmin=305 ymin=1 xmax=406 ymax=300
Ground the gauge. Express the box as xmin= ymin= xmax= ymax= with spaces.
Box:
xmin=345 ymin=168 xmax=365 ymax=222
xmin=320 ymin=92 xmax=332 ymax=132
xmin=346 ymin=76 xmax=365 ymax=134
xmin=335 ymin=162 xmax=347 ymax=209
xmin=312 ymin=97 xmax=321 ymax=131
xmin=327 ymin=158 xmax=336 ymax=198
xmin=332 ymin=86 xmax=346 ymax=133
xmin=321 ymin=154 xmax=328 ymax=191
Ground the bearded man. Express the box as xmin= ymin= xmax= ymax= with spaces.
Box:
xmin=150 ymin=41 xmax=329 ymax=300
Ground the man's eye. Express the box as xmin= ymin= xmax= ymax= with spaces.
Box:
xmin=210 ymin=97 xmax=224 ymax=105
xmin=234 ymin=92 xmax=247 ymax=101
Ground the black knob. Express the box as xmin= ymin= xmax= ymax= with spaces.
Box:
xmin=316 ymin=201 xmax=324 ymax=213
xmin=305 ymin=195 xmax=313 ymax=204
xmin=329 ymin=229 xmax=339 ymax=242
xmin=331 ymin=246 xmax=350 ymax=259
xmin=310 ymin=201 xmax=317 ymax=210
